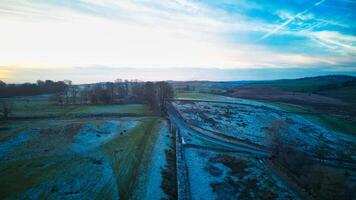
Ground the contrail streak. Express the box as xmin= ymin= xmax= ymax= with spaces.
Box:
xmin=258 ymin=0 xmax=326 ymax=41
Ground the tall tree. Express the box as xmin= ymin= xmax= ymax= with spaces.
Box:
xmin=156 ymin=81 xmax=174 ymax=112
xmin=64 ymin=80 xmax=72 ymax=104
xmin=70 ymin=85 xmax=79 ymax=104
xmin=143 ymin=82 xmax=157 ymax=110
xmin=106 ymin=82 xmax=115 ymax=103
xmin=1 ymin=101 xmax=13 ymax=119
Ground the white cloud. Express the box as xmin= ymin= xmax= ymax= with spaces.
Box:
xmin=259 ymin=0 xmax=325 ymax=40
xmin=312 ymin=31 xmax=356 ymax=49
xmin=0 ymin=0 xmax=353 ymax=81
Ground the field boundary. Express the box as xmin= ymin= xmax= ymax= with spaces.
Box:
xmin=174 ymin=126 xmax=191 ymax=200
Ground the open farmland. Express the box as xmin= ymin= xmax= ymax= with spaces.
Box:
xmin=224 ymin=76 xmax=356 ymax=136
xmin=172 ymin=100 xmax=356 ymax=161
xmin=0 ymin=93 xmax=175 ymax=200
xmin=168 ymin=92 xmax=356 ymax=200
xmin=0 ymin=95 xmax=150 ymax=118
xmin=1 ymin=77 xmax=355 ymax=200
xmin=1 ymin=0 xmax=356 ymax=198
xmin=0 ymin=117 xmax=173 ymax=199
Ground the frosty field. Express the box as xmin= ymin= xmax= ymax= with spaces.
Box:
xmin=168 ymin=92 xmax=356 ymax=200
xmin=185 ymin=148 xmax=297 ymax=200
xmin=172 ymin=100 xmax=356 ymax=161
xmin=0 ymin=117 xmax=172 ymax=199
xmin=1 ymin=83 xmax=355 ymax=200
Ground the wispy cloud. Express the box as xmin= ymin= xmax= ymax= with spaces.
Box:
xmin=0 ymin=0 xmax=354 ymax=82
xmin=258 ymin=0 xmax=326 ymax=41
xmin=311 ymin=31 xmax=356 ymax=52
xmin=0 ymin=0 xmax=308 ymax=69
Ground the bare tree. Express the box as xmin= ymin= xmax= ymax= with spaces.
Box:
xmin=70 ymin=85 xmax=79 ymax=104
xmin=106 ymin=82 xmax=115 ymax=103
xmin=143 ymin=82 xmax=157 ymax=110
xmin=82 ymin=85 xmax=91 ymax=104
xmin=64 ymin=80 xmax=72 ymax=104
xmin=55 ymin=92 xmax=65 ymax=104
xmin=156 ymin=81 xmax=174 ymax=113
xmin=1 ymin=101 xmax=13 ymax=119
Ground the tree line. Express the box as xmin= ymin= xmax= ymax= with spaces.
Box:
xmin=0 ymin=79 xmax=174 ymax=118
xmin=0 ymin=80 xmax=68 ymax=98
xmin=55 ymin=79 xmax=174 ymax=112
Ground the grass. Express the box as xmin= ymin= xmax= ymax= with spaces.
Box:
xmin=101 ymin=117 xmax=161 ymax=200
xmin=319 ymin=85 xmax=356 ymax=103
xmin=176 ymin=92 xmax=234 ymax=101
xmin=250 ymin=76 xmax=356 ymax=103
xmin=0 ymin=95 xmax=150 ymax=117
xmin=176 ymin=92 xmax=218 ymax=99
xmin=0 ymin=119 xmax=105 ymax=142
xmin=177 ymin=91 xmax=356 ymax=136
xmin=161 ymin=131 xmax=177 ymax=199
xmin=207 ymin=154 xmax=291 ymax=199
xmin=0 ymin=122 xmax=25 ymax=142
xmin=65 ymin=104 xmax=150 ymax=115
xmin=253 ymin=76 xmax=355 ymax=93
xmin=275 ymin=103 xmax=356 ymax=136
xmin=0 ymin=117 xmax=151 ymax=199
xmin=302 ymin=114 xmax=356 ymax=136
xmin=0 ymin=156 xmax=80 ymax=199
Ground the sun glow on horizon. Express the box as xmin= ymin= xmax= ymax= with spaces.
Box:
xmin=0 ymin=0 xmax=355 ymax=82
xmin=0 ymin=69 xmax=13 ymax=80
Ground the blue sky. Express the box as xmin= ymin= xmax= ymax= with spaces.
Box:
xmin=0 ymin=0 xmax=355 ymax=83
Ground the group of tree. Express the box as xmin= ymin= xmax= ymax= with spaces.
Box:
xmin=0 ymin=79 xmax=174 ymax=119
xmin=55 ymin=79 xmax=174 ymax=113
xmin=0 ymin=80 xmax=68 ymax=98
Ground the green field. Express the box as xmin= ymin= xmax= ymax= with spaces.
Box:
xmin=175 ymin=76 xmax=356 ymax=103
xmin=0 ymin=94 xmax=168 ymax=199
xmin=251 ymin=76 xmax=356 ymax=103
xmin=253 ymin=76 xmax=355 ymax=92
xmin=176 ymin=92 xmax=223 ymax=100
xmin=0 ymin=95 xmax=150 ymax=117
xmin=102 ymin=117 xmax=162 ymax=199
xmin=274 ymin=103 xmax=356 ymax=136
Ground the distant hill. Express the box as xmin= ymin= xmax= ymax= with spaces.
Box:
xmin=250 ymin=75 xmax=356 ymax=103
xmin=171 ymin=75 xmax=356 ymax=103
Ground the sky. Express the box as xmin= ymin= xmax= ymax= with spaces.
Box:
xmin=0 ymin=0 xmax=355 ymax=83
